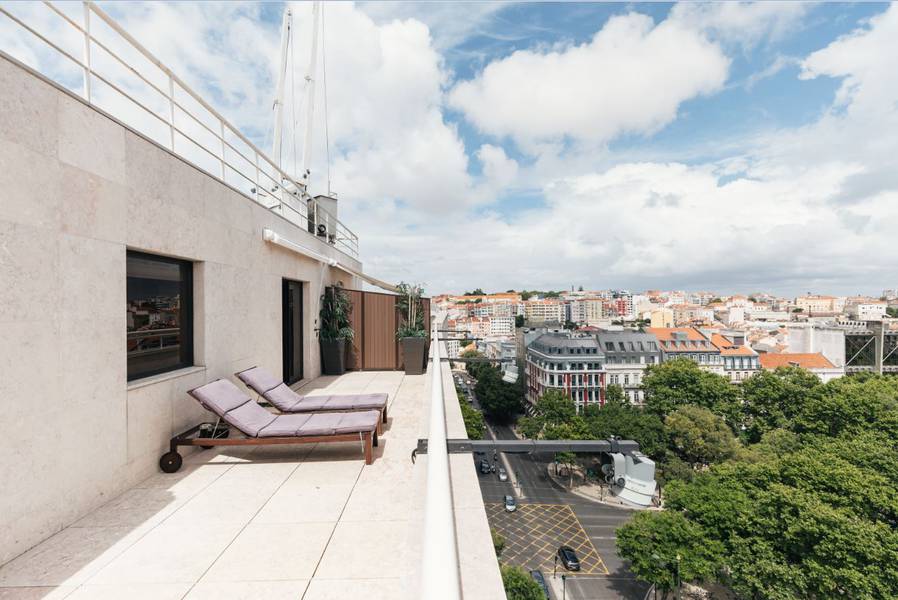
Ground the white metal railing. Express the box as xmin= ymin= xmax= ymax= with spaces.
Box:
xmin=420 ymin=317 xmax=462 ymax=599
xmin=0 ymin=0 xmax=359 ymax=259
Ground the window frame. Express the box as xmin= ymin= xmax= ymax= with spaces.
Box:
xmin=126 ymin=249 xmax=195 ymax=382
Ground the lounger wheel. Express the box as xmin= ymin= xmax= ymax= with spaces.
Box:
xmin=159 ymin=451 xmax=183 ymax=473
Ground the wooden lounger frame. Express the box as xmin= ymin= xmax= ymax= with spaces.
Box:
xmin=160 ymin=423 xmax=377 ymax=472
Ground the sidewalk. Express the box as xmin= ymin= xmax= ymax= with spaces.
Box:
xmin=545 ymin=463 xmax=642 ymax=510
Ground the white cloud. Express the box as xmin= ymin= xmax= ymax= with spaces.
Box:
xmin=800 ymin=5 xmax=898 ymax=116
xmin=669 ymin=2 xmax=809 ymax=48
xmin=448 ymin=12 xmax=729 ymax=150
xmin=362 ymin=5 xmax=898 ymax=295
xmin=5 ymin=1 xmax=897 ymax=296
xmin=358 ymin=1 xmax=507 ymax=52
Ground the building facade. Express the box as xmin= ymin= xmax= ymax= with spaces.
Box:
xmin=525 ymin=333 xmax=605 ymax=411
xmin=711 ymin=333 xmax=761 ymax=383
xmin=523 ymin=300 xmax=566 ymax=323
xmin=647 ymin=327 xmax=724 ymax=373
xmin=595 ymin=331 xmax=661 ymax=404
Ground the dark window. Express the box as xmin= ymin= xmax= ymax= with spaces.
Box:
xmin=127 ymin=251 xmax=193 ymax=381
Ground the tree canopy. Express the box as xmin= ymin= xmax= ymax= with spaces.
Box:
xmin=642 ymin=358 xmax=741 ymax=426
xmin=474 ymin=365 xmax=524 ymax=423
xmin=500 ymin=565 xmax=544 ymax=600
xmin=617 ymin=373 xmax=898 ymax=599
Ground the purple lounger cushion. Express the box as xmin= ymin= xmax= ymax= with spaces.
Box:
xmin=332 ymin=410 xmax=381 ymax=434
xmin=188 ymin=379 xmax=276 ymax=437
xmin=188 ymin=380 xmax=381 ymax=439
xmin=236 ymin=366 xmax=387 ymax=413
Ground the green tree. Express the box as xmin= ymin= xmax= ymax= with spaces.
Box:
xmin=476 ymin=367 xmax=523 ymax=423
xmin=563 ymin=320 xmax=577 ymax=330
xmin=792 ymin=373 xmax=898 ymax=438
xmin=515 ymin=314 xmax=524 ymax=328
xmin=491 ymin=528 xmax=505 ymax=558
xmin=658 ymin=455 xmax=695 ymax=485
xmin=617 ymin=511 xmax=723 ymax=596
xmin=642 ymin=358 xmax=741 ymax=426
xmin=458 ymin=394 xmax=485 ymax=440
xmin=604 ymin=384 xmax=627 ymax=405
xmin=665 ymin=405 xmax=740 ymax=467
xmin=741 ymin=367 xmax=823 ymax=442
xmin=461 ymin=349 xmax=487 ymax=379
xmin=500 ymin=565 xmax=544 ymax=600
xmin=661 ymin=435 xmax=898 ymax=599
xmin=464 ymin=288 xmax=485 ymax=296
xmin=582 ymin=399 xmax=666 ymax=459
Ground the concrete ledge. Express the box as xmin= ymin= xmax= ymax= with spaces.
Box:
xmin=126 ymin=366 xmax=206 ymax=391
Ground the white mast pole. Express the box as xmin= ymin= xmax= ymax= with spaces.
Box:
xmin=301 ymin=1 xmax=320 ymax=185
xmin=272 ymin=8 xmax=292 ymax=173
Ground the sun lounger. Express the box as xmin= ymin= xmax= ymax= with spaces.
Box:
xmin=235 ymin=366 xmax=388 ymax=426
xmin=158 ymin=379 xmax=380 ymax=473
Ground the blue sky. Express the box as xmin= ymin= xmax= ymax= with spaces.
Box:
xmin=4 ymin=1 xmax=897 ymax=296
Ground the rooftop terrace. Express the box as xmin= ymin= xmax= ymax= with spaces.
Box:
xmin=0 ymin=363 xmax=504 ymax=599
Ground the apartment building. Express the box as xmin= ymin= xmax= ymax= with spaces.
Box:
xmin=710 ymin=333 xmax=761 ymax=383
xmin=595 ymin=331 xmax=660 ymax=404
xmin=671 ymin=304 xmax=714 ymax=325
xmin=795 ymin=295 xmax=846 ymax=314
xmin=569 ymin=297 xmax=605 ymax=326
xmin=688 ymin=291 xmax=717 ymax=305
xmin=525 ymin=333 xmax=605 ymax=411
xmin=849 ymin=302 xmax=887 ymax=321
xmin=524 ymin=299 xmax=566 ymax=323
xmin=650 ymin=307 xmax=675 ymax=328
xmin=647 ymin=327 xmax=725 ymax=373
xmin=490 ymin=316 xmax=515 ymax=335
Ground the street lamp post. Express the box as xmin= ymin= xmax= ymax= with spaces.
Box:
xmin=562 ymin=574 xmax=567 ymax=600
xmin=675 ymin=554 xmax=682 ymax=600
xmin=553 ymin=555 xmax=558 ymax=579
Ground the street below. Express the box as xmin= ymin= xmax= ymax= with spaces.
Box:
xmin=456 ymin=370 xmax=650 ymax=600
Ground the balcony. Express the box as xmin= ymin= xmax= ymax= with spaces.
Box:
xmin=0 ymin=358 xmax=504 ymax=599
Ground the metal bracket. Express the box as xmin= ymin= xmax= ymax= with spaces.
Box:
xmin=413 ymin=438 xmax=639 ymax=457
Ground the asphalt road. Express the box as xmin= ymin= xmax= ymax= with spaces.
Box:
xmin=454 ymin=370 xmax=650 ymax=600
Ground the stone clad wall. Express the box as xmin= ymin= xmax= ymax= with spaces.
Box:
xmin=0 ymin=54 xmax=360 ymax=565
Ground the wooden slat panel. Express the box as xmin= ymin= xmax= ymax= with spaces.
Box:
xmin=342 ymin=289 xmax=430 ymax=371
xmin=345 ymin=289 xmax=363 ymax=370
xmin=363 ymin=292 xmax=398 ymax=370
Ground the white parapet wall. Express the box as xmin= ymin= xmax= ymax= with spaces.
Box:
xmin=0 ymin=54 xmax=361 ymax=564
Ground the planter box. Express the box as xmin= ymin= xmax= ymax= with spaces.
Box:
xmin=320 ymin=338 xmax=347 ymax=375
xmin=401 ymin=337 xmax=426 ymax=375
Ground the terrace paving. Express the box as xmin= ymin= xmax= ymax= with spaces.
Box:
xmin=0 ymin=370 xmax=461 ymax=599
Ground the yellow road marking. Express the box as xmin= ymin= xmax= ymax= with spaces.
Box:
xmin=485 ymin=503 xmax=610 ymax=576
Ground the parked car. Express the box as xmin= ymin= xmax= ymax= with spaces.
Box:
xmin=498 ymin=467 xmax=508 ymax=482
xmin=480 ymin=459 xmax=491 ymax=474
xmin=528 ymin=570 xmax=550 ymax=599
xmin=504 ymin=494 xmax=517 ymax=512
xmin=557 ymin=545 xmax=581 ymax=571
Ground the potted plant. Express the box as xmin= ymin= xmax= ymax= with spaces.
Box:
xmin=319 ymin=285 xmax=353 ymax=375
xmin=396 ymin=282 xmax=427 ymax=375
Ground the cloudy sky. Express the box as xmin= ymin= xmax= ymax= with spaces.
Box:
xmin=4 ymin=2 xmax=898 ymax=296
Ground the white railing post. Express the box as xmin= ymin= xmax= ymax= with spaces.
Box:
xmin=420 ymin=325 xmax=462 ymax=599
xmin=80 ymin=1 xmax=90 ymax=101
xmin=219 ymin=120 xmax=226 ymax=179
xmin=167 ymin=74 xmax=175 ymax=151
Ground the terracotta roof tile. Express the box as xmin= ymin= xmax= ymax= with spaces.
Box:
xmin=759 ymin=353 xmax=835 ymax=370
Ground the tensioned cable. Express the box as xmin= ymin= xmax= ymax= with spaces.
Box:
xmin=290 ymin=19 xmax=298 ymax=179
xmin=321 ymin=3 xmax=332 ymax=196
